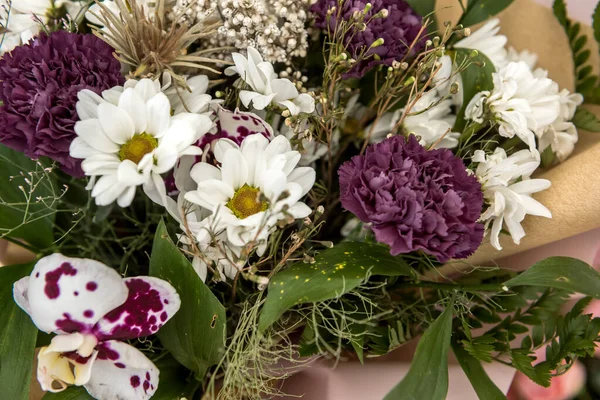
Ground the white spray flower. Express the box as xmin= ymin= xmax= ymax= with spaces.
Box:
xmin=465 ymin=61 xmax=561 ymax=153
xmin=225 ymin=47 xmax=315 ymax=115
xmin=473 ymin=148 xmax=551 ymax=250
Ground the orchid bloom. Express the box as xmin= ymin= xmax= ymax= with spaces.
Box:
xmin=13 ymin=254 xmax=181 ymax=400
xmin=224 ymin=47 xmax=315 ymax=116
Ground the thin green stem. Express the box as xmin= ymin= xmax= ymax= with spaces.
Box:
xmin=396 ymin=280 xmax=505 ymax=293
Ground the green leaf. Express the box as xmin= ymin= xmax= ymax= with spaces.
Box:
xmin=404 ymin=0 xmax=438 ymax=33
xmin=152 ymin=356 xmax=192 ymax=399
xmin=0 ymin=262 xmax=38 ymax=400
xmin=43 ymin=387 xmax=94 ymax=399
xmin=540 ymin=146 xmax=556 ymax=168
xmin=453 ymin=48 xmax=495 ymax=131
xmin=458 ymin=0 xmax=514 ymax=27
xmin=258 ymin=242 xmax=417 ymax=332
xmin=553 ymin=0 xmax=568 ymax=27
xmin=149 ymin=221 xmax=226 ymax=378
xmin=452 ymin=342 xmax=507 ymax=400
xmin=505 ymin=257 xmax=600 ymax=298
xmin=383 ymin=305 xmax=453 ymax=400
xmin=593 ymin=2 xmax=600 ymax=48
xmin=572 ymin=107 xmax=600 ymax=132
xmin=0 ymin=144 xmax=57 ymax=250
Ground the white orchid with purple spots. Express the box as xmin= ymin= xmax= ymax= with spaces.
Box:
xmin=13 ymin=254 xmax=181 ymax=400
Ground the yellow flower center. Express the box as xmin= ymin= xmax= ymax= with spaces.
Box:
xmin=119 ymin=133 xmax=158 ymax=164
xmin=226 ymin=184 xmax=268 ymax=219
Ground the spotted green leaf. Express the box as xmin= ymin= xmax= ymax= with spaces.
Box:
xmin=258 ymin=242 xmax=417 ymax=332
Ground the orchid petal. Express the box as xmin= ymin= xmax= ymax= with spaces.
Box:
xmin=84 ymin=341 xmax=159 ymax=400
xmin=17 ymin=254 xmax=128 ymax=334
xmin=94 ymin=277 xmax=180 ymax=340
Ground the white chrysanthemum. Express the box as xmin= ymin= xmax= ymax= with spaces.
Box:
xmin=506 ymin=46 xmax=538 ymax=70
xmin=225 ymin=47 xmax=315 ymax=116
xmin=455 ymin=19 xmax=508 ymax=69
xmin=70 ymin=78 xmax=213 ymax=207
xmin=184 ymin=134 xmax=315 ymax=278
xmin=402 ymin=91 xmax=460 ymax=149
xmin=465 ymin=61 xmax=561 ymax=153
xmin=473 ymin=148 xmax=551 ymax=250
xmin=534 ymin=85 xmax=583 ymax=161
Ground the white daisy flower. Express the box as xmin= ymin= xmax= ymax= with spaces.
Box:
xmin=184 ymin=134 xmax=315 ymax=278
xmin=473 ymin=148 xmax=552 ymax=250
xmin=70 ymin=78 xmax=213 ymax=207
xmin=455 ymin=19 xmax=508 ymax=69
xmin=225 ymin=47 xmax=315 ymax=116
xmin=465 ymin=61 xmax=561 ymax=153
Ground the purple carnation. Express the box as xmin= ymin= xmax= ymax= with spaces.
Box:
xmin=0 ymin=31 xmax=124 ymax=177
xmin=338 ymin=135 xmax=484 ymax=262
xmin=311 ymin=0 xmax=425 ymax=78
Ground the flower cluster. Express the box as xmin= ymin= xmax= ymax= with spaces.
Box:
xmin=339 ymin=135 xmax=484 ymax=262
xmin=170 ymin=0 xmax=312 ymax=64
xmin=1 ymin=1 xmax=596 ymax=399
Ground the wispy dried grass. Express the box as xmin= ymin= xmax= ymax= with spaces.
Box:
xmin=90 ymin=0 xmax=224 ymax=89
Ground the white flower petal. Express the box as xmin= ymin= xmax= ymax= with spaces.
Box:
xmin=221 ymin=148 xmax=248 ymax=190
xmin=84 ymin=341 xmax=158 ymax=400
xmin=287 ymin=167 xmax=316 ymax=196
xmin=98 ymin=103 xmax=136 ymax=144
xmin=146 ymin=93 xmax=171 ymax=137
xmin=117 ymin=186 xmax=137 ymax=208
xmin=153 ymin=144 xmax=179 ymax=174
xmin=18 ymin=254 xmax=128 ymax=334
xmin=190 ymin=162 xmax=222 ymax=184
xmin=117 ymin=160 xmax=147 ymax=186
xmin=81 ymin=155 xmax=120 ymax=176
xmin=75 ymin=119 xmax=121 ymax=153
xmin=70 ymin=138 xmax=99 ymax=159
xmin=214 ymin=138 xmax=239 ymax=164
xmin=76 ymin=90 xmax=105 ymax=120
xmin=265 ymin=135 xmax=292 ymax=160
xmin=118 ymin=88 xmax=148 ymax=134
xmin=133 ymin=78 xmax=161 ymax=102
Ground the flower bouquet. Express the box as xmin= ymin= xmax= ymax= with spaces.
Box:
xmin=2 ymin=0 xmax=600 ymax=399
